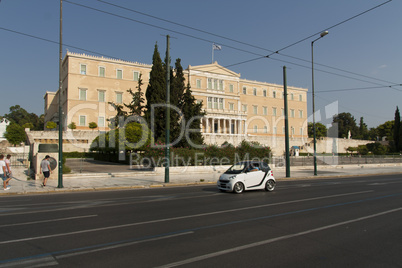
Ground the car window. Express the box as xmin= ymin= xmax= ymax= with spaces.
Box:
xmin=225 ymin=163 xmax=247 ymax=174
xmin=260 ymin=162 xmax=271 ymax=172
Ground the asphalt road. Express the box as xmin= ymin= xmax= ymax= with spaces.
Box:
xmin=0 ymin=174 xmax=401 ymax=267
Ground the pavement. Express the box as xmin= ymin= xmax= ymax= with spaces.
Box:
xmin=1 ymin=162 xmax=401 ymax=195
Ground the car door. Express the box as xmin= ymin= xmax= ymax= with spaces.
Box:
xmin=244 ymin=163 xmax=265 ymax=189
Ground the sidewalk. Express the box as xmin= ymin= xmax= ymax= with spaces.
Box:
xmin=1 ymin=163 xmax=401 ymax=195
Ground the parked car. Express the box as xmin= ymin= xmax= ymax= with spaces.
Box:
xmin=217 ymin=161 xmax=276 ymax=194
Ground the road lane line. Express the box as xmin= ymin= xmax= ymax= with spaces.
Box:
xmin=0 ymin=215 xmax=97 ymax=228
xmin=0 ymin=232 xmax=193 ymax=266
xmin=156 ymin=207 xmax=402 ymax=268
xmin=0 ymin=191 xmax=373 ymax=245
xmin=55 ymin=231 xmax=194 ymax=259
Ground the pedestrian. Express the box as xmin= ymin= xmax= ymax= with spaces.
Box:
xmin=0 ymin=154 xmax=11 ymax=190
xmin=5 ymin=154 xmax=12 ymax=180
xmin=40 ymin=155 xmax=52 ymax=187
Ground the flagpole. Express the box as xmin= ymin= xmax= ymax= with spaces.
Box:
xmin=211 ymin=44 xmax=214 ymax=63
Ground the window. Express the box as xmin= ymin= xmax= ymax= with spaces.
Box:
xmin=213 ymin=79 xmax=218 ymax=90
xmin=291 ymin=127 xmax=295 ymax=135
xmin=79 ymin=88 xmax=87 ymax=101
xmin=254 ymin=125 xmax=258 ymax=133
xmin=299 ymin=94 xmax=303 ymax=101
xmin=133 ymin=71 xmax=139 ymax=81
xmin=281 ymin=108 xmax=285 ymax=116
xmin=99 ymin=66 xmax=105 ymax=77
xmin=253 ymin=105 xmax=258 ymax=114
xmin=116 ymin=69 xmax=123 ymax=79
xmin=116 ymin=92 xmax=123 ymax=104
xmin=79 ymin=115 xmax=86 ymax=126
xmin=229 ymin=103 xmax=234 ymax=111
xmin=213 ymin=97 xmax=218 ymax=109
xmin=80 ymin=64 xmax=86 ymax=75
xmin=207 ymin=97 xmax=212 ymax=109
xmin=243 ymin=87 xmax=247 ymax=94
xmin=263 ymin=89 xmax=267 ymax=97
xmin=219 ymin=80 xmax=223 ymax=91
xmin=273 ymin=126 xmax=277 ymax=134
xmin=283 ymin=127 xmax=285 ymax=134
xmin=273 ymin=91 xmax=276 ymax=98
xmin=242 ymin=104 xmax=247 ymax=112
xmin=272 ymin=107 xmax=277 ymax=116
xmin=208 ymin=78 xmax=212 ymax=89
xmin=98 ymin=90 xmax=105 ymax=102
xmin=196 ymin=79 xmax=201 ymax=88
xmin=290 ymin=93 xmax=294 ymax=100
xmin=300 ymin=128 xmax=303 ymax=135
xmin=299 ymin=110 xmax=303 ymax=118
xmin=253 ymin=88 xmax=257 ymax=96
xmin=264 ymin=126 xmax=268 ymax=133
xmin=290 ymin=109 xmax=295 ymax=118
xmin=219 ymin=98 xmax=223 ymax=109
xmin=98 ymin=116 xmax=105 ymax=127
xmin=229 ymin=84 xmax=234 ymax=93
xmin=263 ymin=106 xmax=267 ymax=115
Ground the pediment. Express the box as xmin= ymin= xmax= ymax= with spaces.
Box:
xmin=188 ymin=62 xmax=240 ymax=78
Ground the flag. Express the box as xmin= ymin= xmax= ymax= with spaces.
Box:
xmin=213 ymin=43 xmax=222 ymax=50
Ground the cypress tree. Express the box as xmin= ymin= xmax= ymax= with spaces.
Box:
xmin=145 ymin=43 xmax=166 ymax=143
xmin=170 ymin=59 xmax=186 ymax=144
xmin=394 ymin=106 xmax=401 ymax=151
xmin=179 ymin=82 xmax=205 ymax=148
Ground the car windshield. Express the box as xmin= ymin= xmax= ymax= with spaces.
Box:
xmin=224 ymin=162 xmax=247 ymax=174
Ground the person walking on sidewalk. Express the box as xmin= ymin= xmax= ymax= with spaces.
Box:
xmin=0 ymin=154 xmax=11 ymax=190
xmin=5 ymin=154 xmax=12 ymax=180
xmin=40 ymin=155 xmax=52 ymax=187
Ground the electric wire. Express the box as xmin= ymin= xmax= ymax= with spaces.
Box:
xmin=92 ymin=0 xmax=399 ymax=87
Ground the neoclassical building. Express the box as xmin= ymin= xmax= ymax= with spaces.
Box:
xmin=44 ymin=52 xmax=308 ymax=150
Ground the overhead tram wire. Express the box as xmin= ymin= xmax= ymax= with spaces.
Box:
xmin=63 ymin=0 xmax=262 ymax=58
xmin=94 ymin=0 xmax=399 ymax=88
xmin=264 ymin=0 xmax=393 ymax=58
xmin=2 ymin=1 xmax=398 ymax=92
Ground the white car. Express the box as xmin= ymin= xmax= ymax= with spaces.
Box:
xmin=217 ymin=161 xmax=276 ymax=194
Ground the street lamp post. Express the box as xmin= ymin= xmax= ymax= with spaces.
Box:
xmin=311 ymin=31 xmax=328 ymax=176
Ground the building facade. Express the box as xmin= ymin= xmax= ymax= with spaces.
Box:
xmin=44 ymin=52 xmax=308 ymax=153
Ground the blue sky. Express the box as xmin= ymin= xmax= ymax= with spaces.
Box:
xmin=0 ymin=0 xmax=401 ymax=128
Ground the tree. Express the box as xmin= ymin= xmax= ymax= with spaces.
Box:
xmin=108 ymin=102 xmax=127 ymax=128
xmin=329 ymin=112 xmax=359 ymax=138
xmin=4 ymin=123 xmax=26 ymax=146
xmin=308 ymin=122 xmax=327 ymax=138
xmin=394 ymin=106 xmax=400 ymax=152
xmin=89 ymin=122 xmax=98 ymax=130
xmin=179 ymin=82 xmax=205 ymax=147
xmin=376 ymin=121 xmax=394 ymax=141
xmin=169 ymin=58 xmax=186 ymax=144
xmin=145 ymin=43 xmax=166 ymax=143
xmin=358 ymin=117 xmax=368 ymax=139
xmin=46 ymin=121 xmax=57 ymax=130
xmin=4 ymin=105 xmax=43 ymax=130
xmin=22 ymin=122 xmax=34 ymax=129
xmin=125 ymin=73 xmax=145 ymax=117
xmin=68 ymin=122 xmax=77 ymax=131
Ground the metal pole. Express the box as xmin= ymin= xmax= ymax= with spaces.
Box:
xmin=283 ymin=66 xmax=290 ymax=177
xmin=311 ymin=40 xmax=317 ymax=176
xmin=58 ymin=0 xmax=63 ymax=188
xmin=164 ymin=35 xmax=170 ymax=183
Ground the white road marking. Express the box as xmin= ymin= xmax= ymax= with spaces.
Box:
xmin=0 ymin=215 xmax=97 ymax=228
xmin=0 ymin=191 xmax=372 ymax=245
xmin=56 ymin=232 xmax=194 ymax=259
xmin=156 ymin=207 xmax=402 ymax=268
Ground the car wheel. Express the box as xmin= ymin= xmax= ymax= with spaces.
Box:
xmin=265 ymin=179 xmax=275 ymax=192
xmin=233 ymin=182 xmax=244 ymax=194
